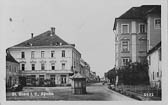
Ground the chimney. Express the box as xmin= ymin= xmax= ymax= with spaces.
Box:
xmin=51 ymin=27 xmax=55 ymax=35
xmin=31 ymin=33 xmax=34 ymax=38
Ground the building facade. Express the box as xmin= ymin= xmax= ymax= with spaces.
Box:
xmin=147 ymin=42 xmax=161 ymax=88
xmin=113 ymin=5 xmax=161 ymax=69
xmin=8 ymin=27 xmax=81 ymax=86
xmin=6 ymin=52 xmax=20 ymax=88
xmin=80 ymin=59 xmax=90 ymax=82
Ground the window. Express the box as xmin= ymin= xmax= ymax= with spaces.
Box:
xmin=159 ymin=48 xmax=161 ymax=61
xmin=62 ymin=63 xmax=65 ymax=69
xmin=41 ymin=51 xmax=45 ymax=58
xmin=148 ymin=56 xmax=151 ymax=65
xmin=122 ymin=41 xmax=129 ymax=52
xmin=50 ymin=75 xmax=55 ymax=80
xmin=14 ymin=67 xmax=17 ymax=72
xmin=121 ymin=24 xmax=129 ymax=34
xmin=50 ymin=75 xmax=55 ymax=85
xmin=74 ymin=61 xmax=76 ymax=68
xmin=51 ymin=51 xmax=55 ymax=58
xmin=122 ymin=58 xmax=130 ymax=66
xmin=51 ymin=63 xmax=55 ymax=70
xmin=21 ymin=64 xmax=25 ymax=71
xmin=41 ymin=64 xmax=45 ymax=70
xmin=157 ymin=72 xmax=159 ymax=77
xmin=31 ymin=51 xmax=35 ymax=58
xmin=153 ymin=72 xmax=155 ymax=80
xmin=62 ymin=50 xmax=65 ymax=57
xmin=154 ymin=18 xmax=161 ymax=29
xmin=61 ymin=75 xmax=66 ymax=84
xmin=8 ymin=65 xmax=11 ymax=71
xmin=39 ymin=75 xmax=44 ymax=85
xmin=32 ymin=64 xmax=35 ymax=70
xmin=139 ymin=24 xmax=146 ymax=33
xmin=21 ymin=52 xmax=25 ymax=58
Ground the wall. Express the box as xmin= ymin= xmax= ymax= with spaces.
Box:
xmin=147 ymin=14 xmax=161 ymax=51
xmin=6 ymin=61 xmax=20 ymax=87
xmin=148 ymin=48 xmax=161 ymax=88
xmin=9 ymin=46 xmax=80 ymax=71
xmin=115 ymin=19 xmax=147 ymax=68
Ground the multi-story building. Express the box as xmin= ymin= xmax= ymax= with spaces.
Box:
xmin=147 ymin=42 xmax=161 ymax=88
xmin=80 ymin=59 xmax=90 ymax=82
xmin=89 ymin=71 xmax=97 ymax=82
xmin=113 ymin=5 xmax=161 ymax=69
xmin=6 ymin=51 xmax=20 ymax=88
xmin=146 ymin=6 xmax=161 ymax=88
xmin=7 ymin=27 xmax=81 ymax=86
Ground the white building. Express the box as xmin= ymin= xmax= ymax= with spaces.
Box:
xmin=8 ymin=27 xmax=81 ymax=86
xmin=147 ymin=42 xmax=161 ymax=88
xmin=80 ymin=59 xmax=90 ymax=82
xmin=6 ymin=51 xmax=20 ymax=88
xmin=113 ymin=5 xmax=161 ymax=69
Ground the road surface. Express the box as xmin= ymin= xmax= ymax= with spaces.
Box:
xmin=6 ymin=83 xmax=136 ymax=101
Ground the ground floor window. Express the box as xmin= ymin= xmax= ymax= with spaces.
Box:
xmin=61 ymin=75 xmax=66 ymax=84
xmin=50 ymin=75 xmax=55 ymax=86
xmin=39 ymin=75 xmax=44 ymax=86
xmin=122 ymin=58 xmax=130 ymax=66
xmin=26 ymin=75 xmax=36 ymax=86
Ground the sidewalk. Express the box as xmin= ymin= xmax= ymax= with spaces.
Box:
xmin=108 ymin=85 xmax=161 ymax=101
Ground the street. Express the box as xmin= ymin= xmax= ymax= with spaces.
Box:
xmin=6 ymin=83 xmax=136 ymax=101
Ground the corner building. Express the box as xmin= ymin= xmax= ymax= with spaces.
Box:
xmin=113 ymin=5 xmax=160 ymax=69
xmin=8 ymin=27 xmax=81 ymax=86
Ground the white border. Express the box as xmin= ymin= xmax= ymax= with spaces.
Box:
xmin=0 ymin=0 xmax=167 ymax=105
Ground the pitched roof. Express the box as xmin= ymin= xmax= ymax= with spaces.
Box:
xmin=118 ymin=5 xmax=160 ymax=19
xmin=6 ymin=52 xmax=19 ymax=63
xmin=147 ymin=41 xmax=161 ymax=55
xmin=13 ymin=30 xmax=70 ymax=47
xmin=113 ymin=5 xmax=161 ymax=30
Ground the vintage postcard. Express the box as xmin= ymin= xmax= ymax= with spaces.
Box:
xmin=0 ymin=0 xmax=167 ymax=105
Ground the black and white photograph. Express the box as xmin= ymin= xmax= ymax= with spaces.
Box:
xmin=0 ymin=0 xmax=168 ymax=104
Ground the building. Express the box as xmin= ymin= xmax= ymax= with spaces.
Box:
xmin=7 ymin=27 xmax=81 ymax=86
xmin=113 ymin=5 xmax=161 ymax=69
xmin=80 ymin=59 xmax=90 ymax=82
xmin=146 ymin=6 xmax=161 ymax=51
xmin=147 ymin=42 xmax=161 ymax=88
xmin=6 ymin=51 xmax=20 ymax=88
xmin=89 ymin=71 xmax=97 ymax=82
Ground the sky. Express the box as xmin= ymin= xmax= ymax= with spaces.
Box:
xmin=0 ymin=0 xmax=162 ymax=77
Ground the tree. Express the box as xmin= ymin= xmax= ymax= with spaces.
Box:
xmin=106 ymin=68 xmax=117 ymax=84
xmin=117 ymin=61 xmax=149 ymax=85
